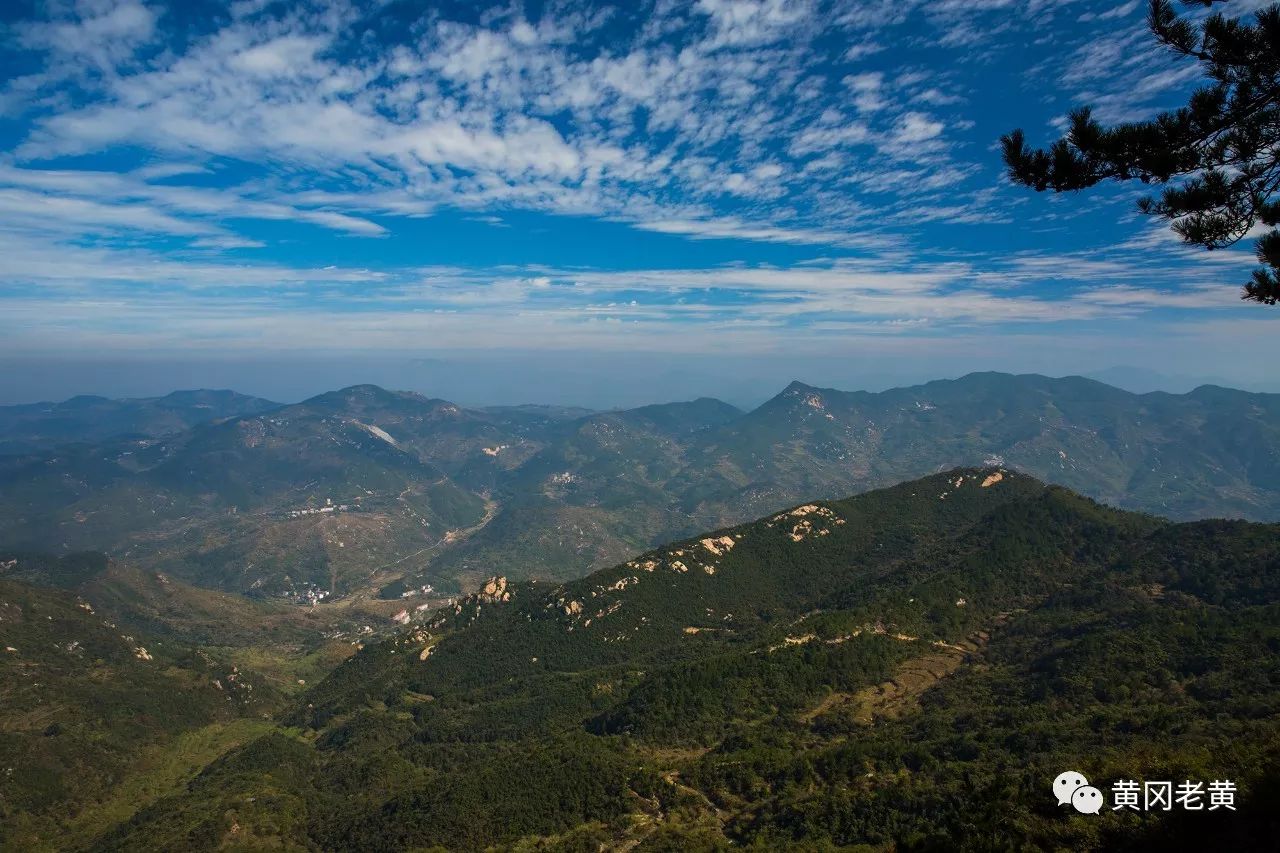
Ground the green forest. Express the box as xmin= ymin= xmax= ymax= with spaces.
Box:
xmin=6 ymin=469 xmax=1276 ymax=850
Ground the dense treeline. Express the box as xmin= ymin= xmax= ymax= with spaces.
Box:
xmin=12 ymin=469 xmax=1280 ymax=850
xmin=0 ymin=570 xmax=280 ymax=849
xmin=591 ymin=636 xmax=915 ymax=746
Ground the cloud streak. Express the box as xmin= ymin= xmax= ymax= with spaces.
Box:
xmin=0 ymin=0 xmax=1271 ymax=385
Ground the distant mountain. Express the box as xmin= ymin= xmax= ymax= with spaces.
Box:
xmin=418 ymin=371 xmax=1280 ymax=594
xmin=3 ymin=373 xmax=1280 ymax=601
xmin=690 ymin=372 xmax=1280 ymax=522
xmin=1084 ymin=365 xmax=1279 ymax=394
xmin=481 ymin=403 xmax=599 ymax=421
xmin=73 ymin=470 xmax=1280 ymax=851
xmin=0 ymin=389 xmax=280 ymax=453
xmin=0 ymin=387 xmax=497 ymax=598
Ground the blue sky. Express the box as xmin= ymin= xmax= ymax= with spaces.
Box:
xmin=0 ymin=0 xmax=1276 ymax=406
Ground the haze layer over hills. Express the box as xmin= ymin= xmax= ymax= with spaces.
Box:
xmin=1 ymin=372 xmax=1279 ymax=603
xmin=0 ymin=390 xmax=279 ymax=454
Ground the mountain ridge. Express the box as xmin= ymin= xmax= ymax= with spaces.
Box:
xmin=61 ymin=467 xmax=1280 ymax=852
xmin=0 ymin=389 xmax=280 ymax=454
xmin=3 ymin=372 xmax=1280 ymax=603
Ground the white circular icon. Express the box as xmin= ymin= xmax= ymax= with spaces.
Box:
xmin=1071 ymin=785 xmax=1104 ymax=815
xmin=1053 ymin=770 xmax=1089 ymax=806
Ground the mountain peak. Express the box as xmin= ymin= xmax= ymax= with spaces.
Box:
xmin=1188 ymin=383 xmax=1247 ymax=398
xmin=782 ymin=379 xmax=819 ymax=394
xmin=61 ymin=394 xmax=112 ymax=407
xmin=157 ymin=389 xmax=276 ymax=407
xmin=335 ymin=383 xmax=395 ymax=397
xmin=302 ymin=384 xmax=410 ymax=409
xmin=754 ymin=380 xmax=839 ymax=413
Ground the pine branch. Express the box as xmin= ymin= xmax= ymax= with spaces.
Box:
xmin=1003 ymin=0 xmax=1280 ymax=304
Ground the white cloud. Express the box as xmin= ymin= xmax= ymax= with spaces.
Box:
xmin=630 ymin=216 xmax=888 ymax=250
xmin=695 ymin=0 xmax=813 ymax=48
xmin=0 ymin=0 xmax=1254 ymax=365
xmin=0 ymin=186 xmax=216 ymax=237
xmin=893 ymin=112 xmax=945 ymax=144
xmin=0 ymin=165 xmax=387 ymax=239
xmin=845 ymin=72 xmax=887 ymax=113
xmin=18 ymin=0 xmax=158 ymax=69
xmin=1 ymin=222 xmax=1255 ymax=355
xmin=0 ymin=0 xmax=994 ymax=251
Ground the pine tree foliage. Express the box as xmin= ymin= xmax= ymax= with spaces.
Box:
xmin=1002 ymin=1 xmax=1280 ymax=304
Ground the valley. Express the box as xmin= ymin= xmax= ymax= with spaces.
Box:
xmin=2 ymin=373 xmax=1280 ymax=614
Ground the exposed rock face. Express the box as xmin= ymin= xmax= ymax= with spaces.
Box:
xmin=700 ymin=535 xmax=736 ymax=556
xmin=981 ymin=472 xmax=1004 ymax=488
xmin=354 ymin=421 xmax=398 ymax=446
xmin=770 ymin=504 xmax=846 ymax=542
xmin=478 ymin=577 xmax=512 ymax=603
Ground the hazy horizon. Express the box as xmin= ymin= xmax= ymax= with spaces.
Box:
xmin=4 ymin=1 xmax=1279 ymax=406
xmin=1 ymin=354 xmax=1274 ymax=411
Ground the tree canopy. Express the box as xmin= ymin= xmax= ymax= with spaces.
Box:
xmin=1002 ymin=1 xmax=1280 ymax=304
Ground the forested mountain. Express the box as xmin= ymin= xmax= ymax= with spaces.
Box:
xmin=18 ymin=469 xmax=1273 ymax=851
xmin=2 ymin=373 xmax=1280 ymax=602
xmin=0 ymin=390 xmax=280 ymax=453
xmin=0 ymin=549 xmax=370 ymax=850
xmin=701 ymin=373 xmax=1280 ymax=522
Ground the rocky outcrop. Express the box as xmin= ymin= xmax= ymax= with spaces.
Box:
xmin=478 ymin=576 xmax=512 ymax=603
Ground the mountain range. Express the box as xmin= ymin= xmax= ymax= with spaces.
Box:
xmin=5 ymin=469 xmax=1276 ymax=850
xmin=2 ymin=372 xmax=1280 ymax=604
xmin=0 ymin=389 xmax=279 ymax=454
